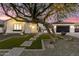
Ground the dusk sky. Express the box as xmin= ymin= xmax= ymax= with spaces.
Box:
xmin=0 ymin=7 xmax=15 ymax=20
xmin=0 ymin=6 xmax=79 ymax=23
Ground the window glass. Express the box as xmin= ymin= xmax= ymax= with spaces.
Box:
xmin=13 ymin=23 xmax=22 ymax=30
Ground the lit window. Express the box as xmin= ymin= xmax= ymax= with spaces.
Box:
xmin=13 ymin=23 xmax=22 ymax=31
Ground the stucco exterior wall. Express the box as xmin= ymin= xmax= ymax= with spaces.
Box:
xmin=5 ymin=19 xmax=25 ymax=34
xmin=0 ymin=27 xmax=3 ymax=33
xmin=70 ymin=25 xmax=75 ymax=33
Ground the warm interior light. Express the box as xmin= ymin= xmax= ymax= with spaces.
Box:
xmin=31 ymin=26 xmax=35 ymax=29
xmin=29 ymin=23 xmax=37 ymax=33
xmin=30 ymin=24 xmax=35 ymax=29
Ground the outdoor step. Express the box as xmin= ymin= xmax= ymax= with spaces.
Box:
xmin=4 ymin=48 xmax=25 ymax=56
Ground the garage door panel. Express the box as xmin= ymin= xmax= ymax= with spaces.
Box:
xmin=56 ymin=26 xmax=70 ymax=32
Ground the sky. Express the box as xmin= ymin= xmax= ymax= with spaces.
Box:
xmin=0 ymin=5 xmax=79 ymax=23
xmin=0 ymin=6 xmax=15 ymax=20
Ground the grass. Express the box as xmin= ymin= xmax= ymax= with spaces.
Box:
xmin=26 ymin=39 xmax=42 ymax=49
xmin=38 ymin=34 xmax=51 ymax=40
xmin=37 ymin=33 xmax=64 ymax=41
xmin=0 ymin=34 xmax=34 ymax=49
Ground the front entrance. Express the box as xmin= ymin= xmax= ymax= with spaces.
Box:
xmin=29 ymin=23 xmax=38 ymax=33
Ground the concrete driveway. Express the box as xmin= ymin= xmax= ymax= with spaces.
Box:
xmin=67 ymin=33 xmax=79 ymax=38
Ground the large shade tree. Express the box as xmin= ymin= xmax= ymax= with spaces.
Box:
xmin=0 ymin=3 xmax=78 ymax=42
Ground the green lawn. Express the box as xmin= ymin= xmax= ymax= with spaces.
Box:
xmin=26 ymin=39 xmax=42 ymax=49
xmin=0 ymin=34 xmax=34 ymax=49
xmin=0 ymin=33 xmax=65 ymax=49
xmin=38 ymin=34 xmax=51 ymax=40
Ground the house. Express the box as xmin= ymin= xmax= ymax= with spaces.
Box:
xmin=3 ymin=18 xmax=38 ymax=34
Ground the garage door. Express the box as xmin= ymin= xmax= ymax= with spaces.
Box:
xmin=56 ymin=26 xmax=70 ymax=32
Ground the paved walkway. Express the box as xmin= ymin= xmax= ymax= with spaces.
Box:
xmin=30 ymin=32 xmax=43 ymax=40
xmin=21 ymin=41 xmax=33 ymax=46
xmin=4 ymin=48 xmax=25 ymax=56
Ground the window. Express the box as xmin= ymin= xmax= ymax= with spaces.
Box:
xmin=13 ymin=23 xmax=22 ymax=31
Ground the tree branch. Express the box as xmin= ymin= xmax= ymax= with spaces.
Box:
xmin=36 ymin=4 xmax=52 ymax=17
xmin=10 ymin=3 xmax=31 ymax=17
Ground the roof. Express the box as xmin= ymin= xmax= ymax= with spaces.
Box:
xmin=52 ymin=22 xmax=74 ymax=24
xmin=5 ymin=17 xmax=25 ymax=22
xmin=4 ymin=17 xmax=37 ymax=23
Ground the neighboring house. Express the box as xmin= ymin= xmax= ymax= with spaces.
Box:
xmin=3 ymin=18 xmax=38 ymax=34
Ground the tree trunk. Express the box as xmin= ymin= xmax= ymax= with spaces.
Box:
xmin=43 ymin=23 xmax=56 ymax=43
xmin=51 ymin=25 xmax=56 ymax=37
